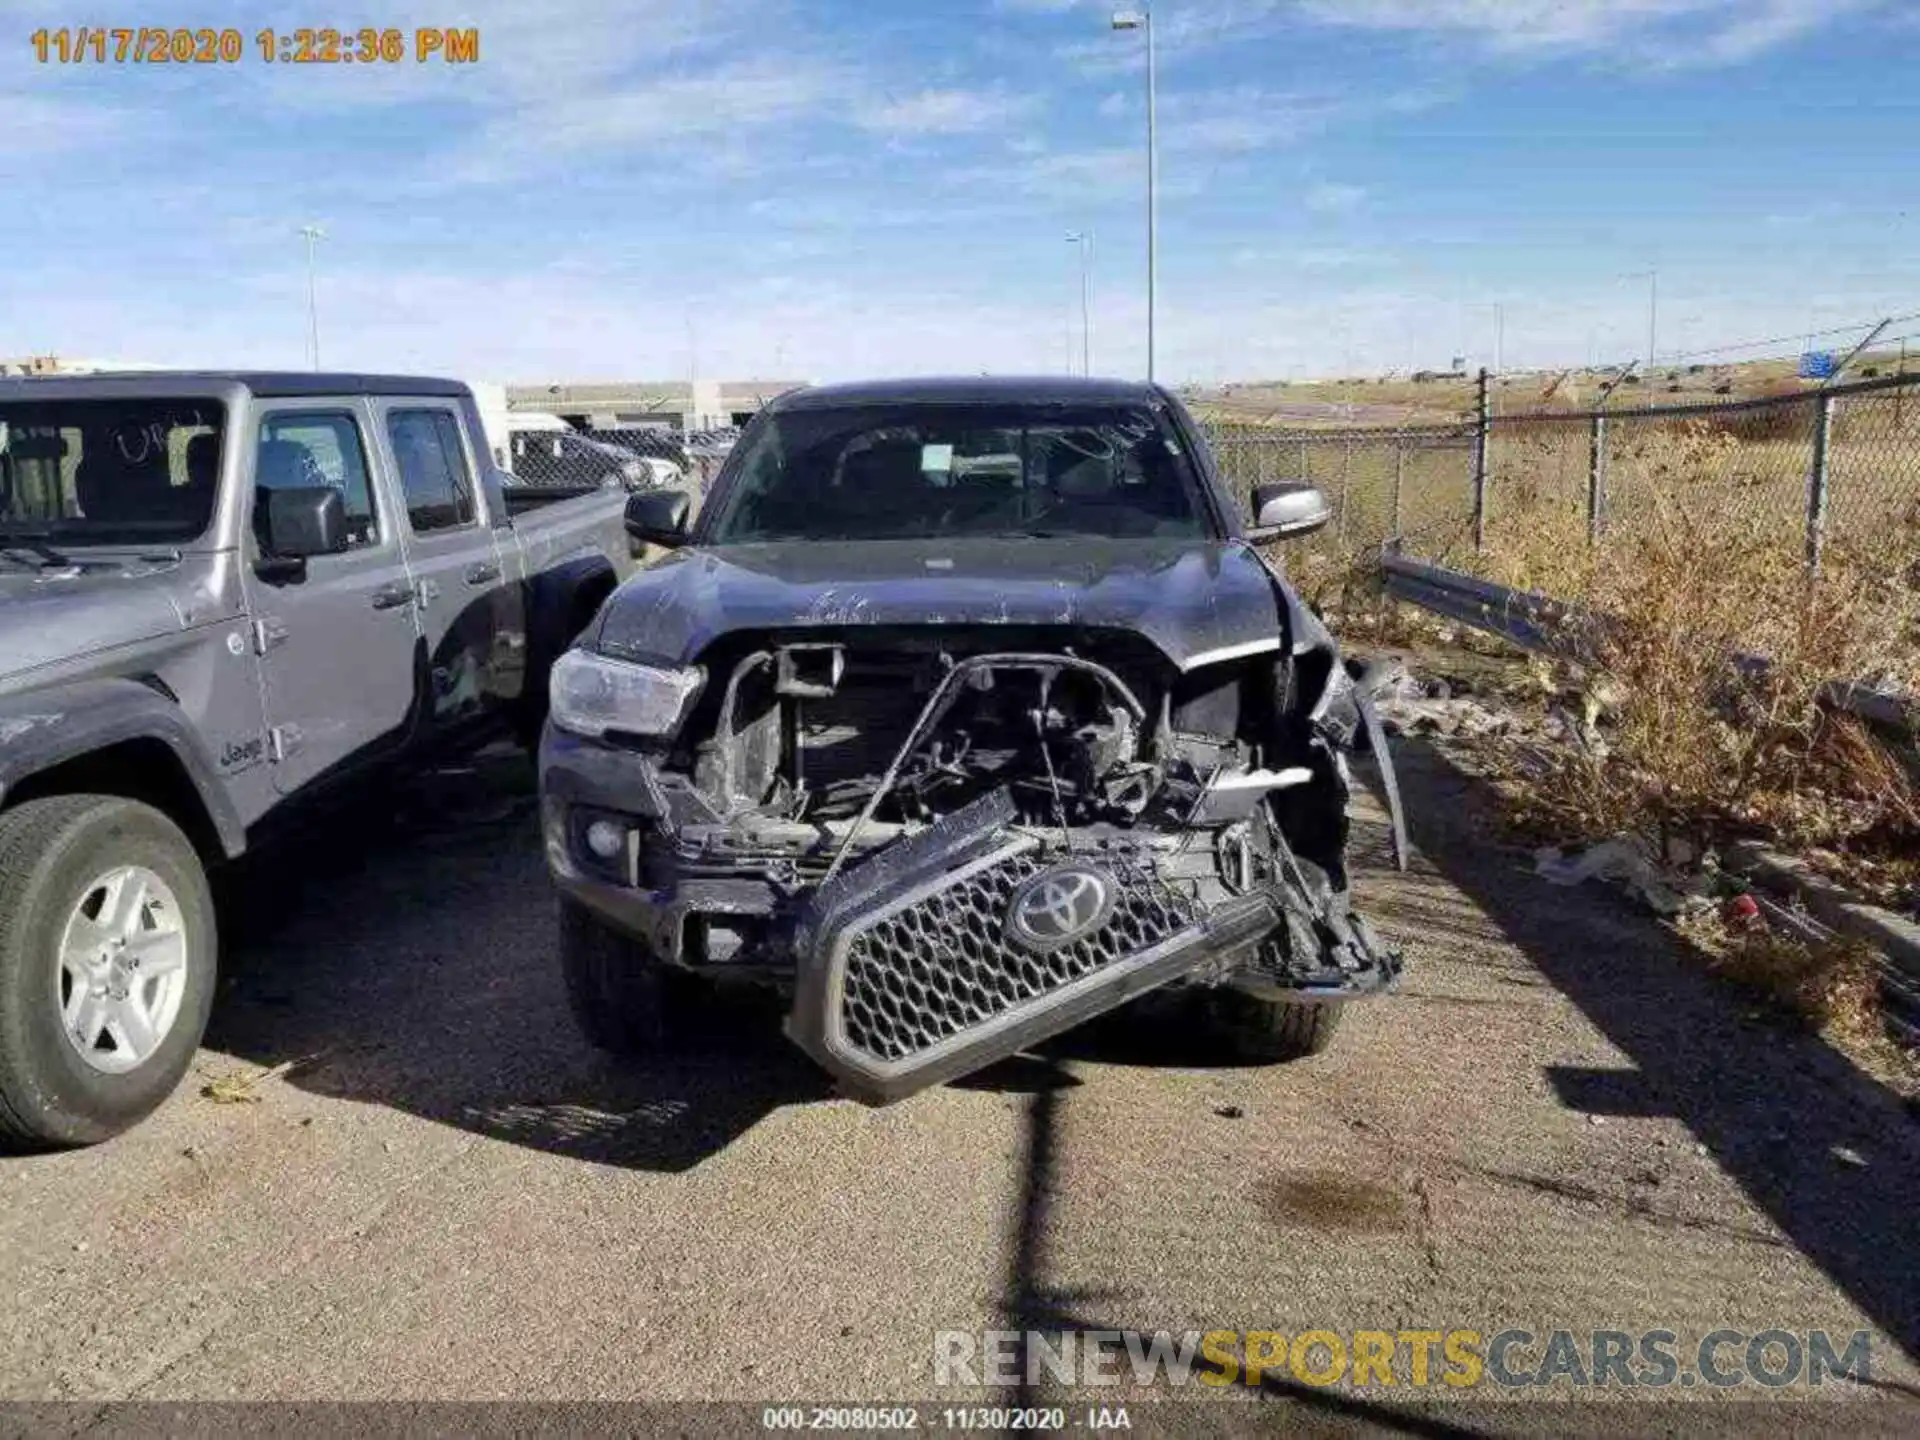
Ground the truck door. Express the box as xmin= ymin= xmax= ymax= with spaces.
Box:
xmin=245 ymin=402 xmax=424 ymax=795
xmin=371 ymin=402 xmax=516 ymax=734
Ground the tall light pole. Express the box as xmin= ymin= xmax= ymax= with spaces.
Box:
xmin=1624 ymin=269 xmax=1657 ymax=368
xmin=1110 ymin=8 xmax=1155 ymax=382
xmin=1065 ymin=230 xmax=1094 ymax=376
xmin=297 ymin=224 xmax=326 ymax=371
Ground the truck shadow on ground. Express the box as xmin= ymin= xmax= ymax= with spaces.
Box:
xmin=200 ymin=746 xmax=1112 ymax=1173
xmin=980 ymin=743 xmax=1920 ymax=1430
xmin=1380 ymin=738 xmax=1920 ymax=1366
xmin=201 ymin=748 xmax=832 ymax=1173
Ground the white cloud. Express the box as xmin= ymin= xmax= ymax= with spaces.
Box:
xmin=856 ymin=87 xmax=1038 ymax=137
xmin=1305 ymin=182 xmax=1368 ymax=215
xmin=1293 ymin=0 xmax=1879 ymax=66
xmin=1057 ymin=0 xmax=1871 ymax=74
xmin=1139 ymin=84 xmax=1445 ymax=159
xmin=995 ymin=146 xmax=1144 ymax=201
xmin=10 ymin=257 xmax=1089 ymax=382
xmin=448 ymin=56 xmax=843 ymax=183
xmin=1162 ymin=86 xmax=1337 ymax=153
xmin=11 ymin=238 xmax=1918 ymax=388
xmin=0 ymin=95 xmax=133 ymax=166
xmin=1230 ymin=245 xmax=1373 ymax=269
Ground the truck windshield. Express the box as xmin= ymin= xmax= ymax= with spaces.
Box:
xmin=0 ymin=399 xmax=225 ymax=547
xmin=703 ymin=403 xmax=1209 ymax=543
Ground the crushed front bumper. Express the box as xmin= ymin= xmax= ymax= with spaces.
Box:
xmin=784 ymin=788 xmax=1396 ymax=1104
xmin=542 ymin=729 xmax=1400 ymax=1106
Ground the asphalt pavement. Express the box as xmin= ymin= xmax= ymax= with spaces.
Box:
xmin=1 ymin=740 xmax=1917 ymax=1425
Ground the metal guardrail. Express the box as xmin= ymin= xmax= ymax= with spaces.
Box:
xmin=1379 ymin=545 xmax=1920 ymax=1029
xmin=1378 ymin=550 xmax=1593 ymax=661
xmin=1378 ymin=547 xmax=1919 ymax=740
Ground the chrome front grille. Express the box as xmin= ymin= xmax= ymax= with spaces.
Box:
xmin=837 ymin=846 xmax=1199 ymax=1064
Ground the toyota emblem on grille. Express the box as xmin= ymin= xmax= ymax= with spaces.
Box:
xmin=1006 ymin=864 xmax=1117 ymax=953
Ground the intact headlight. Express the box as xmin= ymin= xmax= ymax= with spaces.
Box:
xmin=549 ymin=649 xmax=703 ymax=739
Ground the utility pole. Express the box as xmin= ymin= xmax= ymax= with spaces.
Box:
xmin=297 ymin=224 xmax=326 ymax=371
xmin=1110 ymin=8 xmax=1156 ymax=382
xmin=1066 ymin=231 xmax=1094 ymax=376
xmin=686 ymin=310 xmax=699 ymax=429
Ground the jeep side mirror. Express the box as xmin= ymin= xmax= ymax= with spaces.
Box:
xmin=625 ymin=488 xmax=691 ymax=549
xmin=256 ymin=485 xmax=348 ymax=577
xmin=1246 ymin=481 xmax=1333 ymax=542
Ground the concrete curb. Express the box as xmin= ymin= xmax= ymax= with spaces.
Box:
xmin=1726 ymin=841 xmax=1920 ymax=987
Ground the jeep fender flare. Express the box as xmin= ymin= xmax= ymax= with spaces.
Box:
xmin=0 ymin=679 xmax=247 ymax=859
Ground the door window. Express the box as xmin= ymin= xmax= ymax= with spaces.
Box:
xmin=256 ymin=411 xmax=378 ymax=546
xmin=388 ymin=408 xmax=477 ymax=533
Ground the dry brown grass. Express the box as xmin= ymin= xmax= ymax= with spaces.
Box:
xmin=1676 ymin=909 xmax=1885 ymax=1043
xmin=1471 ymin=420 xmax=1920 ymax=863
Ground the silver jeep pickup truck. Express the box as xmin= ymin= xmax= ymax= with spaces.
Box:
xmin=0 ymin=371 xmax=633 ymax=1146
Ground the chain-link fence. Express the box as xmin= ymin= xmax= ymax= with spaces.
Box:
xmin=499 ymin=425 xmax=729 ymax=496
xmin=1197 ymin=370 xmax=1920 ymax=578
xmin=1202 ymin=420 xmax=1478 ymax=562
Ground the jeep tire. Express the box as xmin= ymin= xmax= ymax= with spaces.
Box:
xmin=0 ymin=796 xmax=217 ymax=1149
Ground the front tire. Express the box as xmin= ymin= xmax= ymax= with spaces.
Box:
xmin=0 ymin=796 xmax=216 ymax=1148
xmin=1213 ymin=993 xmax=1346 ymax=1063
xmin=557 ymin=897 xmax=702 ymax=1055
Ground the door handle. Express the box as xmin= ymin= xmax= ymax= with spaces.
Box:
xmin=465 ymin=561 xmax=502 ymax=586
xmin=370 ymin=581 xmax=413 ymax=610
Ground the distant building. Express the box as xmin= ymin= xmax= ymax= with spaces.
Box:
xmin=503 ymin=379 xmax=809 ymax=433
xmin=0 ymin=354 xmax=163 ymax=376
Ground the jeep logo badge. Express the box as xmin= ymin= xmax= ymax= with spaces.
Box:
xmin=1007 ymin=864 xmax=1116 ymax=952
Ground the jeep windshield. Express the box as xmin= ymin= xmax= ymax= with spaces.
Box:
xmin=702 ymin=403 xmax=1210 ymax=542
xmin=0 ymin=399 xmax=225 ymax=548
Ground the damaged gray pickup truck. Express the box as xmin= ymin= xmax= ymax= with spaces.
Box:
xmin=539 ymin=377 xmax=1402 ymax=1103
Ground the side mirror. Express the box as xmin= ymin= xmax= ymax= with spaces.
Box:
xmin=1246 ymin=481 xmax=1333 ymax=542
xmin=625 ymin=488 xmax=691 ymax=548
xmin=257 ymin=485 xmax=348 ymax=573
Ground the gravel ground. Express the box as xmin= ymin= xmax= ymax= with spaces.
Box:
xmin=1 ymin=741 xmax=1916 ymax=1425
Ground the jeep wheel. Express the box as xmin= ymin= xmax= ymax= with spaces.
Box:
xmin=557 ymin=897 xmax=703 ymax=1055
xmin=0 ymin=796 xmax=217 ymax=1148
xmin=1213 ymin=994 xmax=1345 ymax=1063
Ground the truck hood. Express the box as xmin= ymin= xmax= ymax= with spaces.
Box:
xmin=0 ymin=561 xmax=190 ymax=683
xmin=593 ymin=536 xmax=1293 ymax=672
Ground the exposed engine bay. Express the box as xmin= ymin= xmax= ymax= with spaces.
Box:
xmin=549 ymin=624 xmax=1402 ymax=1099
xmin=660 ymin=627 xmax=1367 ymax=846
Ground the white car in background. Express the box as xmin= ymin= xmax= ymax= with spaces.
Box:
xmin=632 ymin=454 xmax=686 ymax=488
xmin=508 ymin=429 xmax=654 ymax=490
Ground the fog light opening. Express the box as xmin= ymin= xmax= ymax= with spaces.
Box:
xmin=584 ymin=819 xmax=627 ymax=860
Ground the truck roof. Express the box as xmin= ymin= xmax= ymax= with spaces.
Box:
xmin=0 ymin=371 xmax=470 ymax=401
xmin=771 ymin=375 xmax=1166 ymax=412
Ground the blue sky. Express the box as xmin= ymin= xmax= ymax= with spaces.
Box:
xmin=2 ymin=0 xmax=1916 ymax=383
